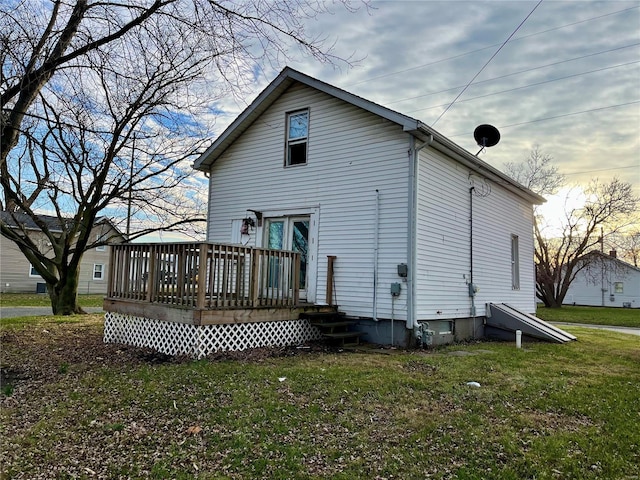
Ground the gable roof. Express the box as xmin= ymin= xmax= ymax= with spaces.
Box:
xmin=194 ymin=67 xmax=545 ymax=205
xmin=1 ymin=211 xmax=126 ymax=239
xmin=581 ymin=250 xmax=640 ymax=274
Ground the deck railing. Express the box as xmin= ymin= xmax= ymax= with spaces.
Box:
xmin=107 ymin=243 xmax=300 ymax=309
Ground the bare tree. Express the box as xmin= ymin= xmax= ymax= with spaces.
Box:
xmin=504 ymin=145 xmax=565 ymax=196
xmin=607 ymin=229 xmax=640 ymax=267
xmin=505 ymin=148 xmax=638 ymax=308
xmin=1 ymin=0 xmax=363 ymax=314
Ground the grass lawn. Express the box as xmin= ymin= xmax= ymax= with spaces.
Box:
xmin=0 ymin=293 xmax=104 ymax=308
xmin=536 ymin=305 xmax=640 ymax=328
xmin=1 ymin=315 xmax=639 ymax=479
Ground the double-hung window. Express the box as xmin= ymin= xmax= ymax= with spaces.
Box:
xmin=286 ymin=109 xmax=309 ymax=166
xmin=511 ymin=234 xmax=520 ymax=290
xmin=93 ymin=264 xmax=104 ymax=280
xmin=95 ymin=232 xmax=106 ymax=251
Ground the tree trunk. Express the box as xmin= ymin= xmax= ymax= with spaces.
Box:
xmin=48 ymin=271 xmax=84 ymax=315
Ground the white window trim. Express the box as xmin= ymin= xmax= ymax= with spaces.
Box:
xmin=96 ymin=233 xmax=106 ymax=251
xmin=285 ymin=108 xmax=309 ymax=167
xmin=93 ymin=263 xmax=105 ymax=280
xmin=29 ymin=265 xmax=42 ymax=278
xmin=511 ymin=234 xmax=520 ymax=290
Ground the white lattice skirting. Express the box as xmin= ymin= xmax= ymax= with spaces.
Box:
xmin=104 ymin=312 xmax=323 ymax=358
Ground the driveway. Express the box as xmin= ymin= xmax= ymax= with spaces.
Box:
xmin=553 ymin=322 xmax=640 ymax=337
xmin=0 ymin=307 xmax=104 ymax=318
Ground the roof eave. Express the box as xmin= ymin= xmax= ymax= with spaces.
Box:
xmin=193 ymin=67 xmax=421 ymax=171
xmin=416 ymin=124 xmax=546 ymax=205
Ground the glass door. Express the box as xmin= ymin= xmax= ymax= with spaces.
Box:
xmin=265 ymin=216 xmax=310 ymax=299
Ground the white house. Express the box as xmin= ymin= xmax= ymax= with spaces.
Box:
xmin=563 ymin=251 xmax=640 ymax=308
xmin=192 ymin=67 xmax=547 ymax=347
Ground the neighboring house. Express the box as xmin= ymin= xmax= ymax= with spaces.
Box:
xmin=190 ymin=67 xmax=547 ymax=346
xmin=0 ymin=212 xmax=126 ymax=294
xmin=563 ymin=250 xmax=640 ymax=308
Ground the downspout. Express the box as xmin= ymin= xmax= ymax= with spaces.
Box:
xmin=469 ymin=187 xmax=477 ymax=319
xmin=373 ymin=189 xmax=380 ymax=321
xmin=204 ymin=169 xmax=213 ymax=242
xmin=408 ymin=134 xmax=433 ymax=334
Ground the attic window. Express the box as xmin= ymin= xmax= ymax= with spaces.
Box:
xmin=286 ymin=109 xmax=308 ymax=166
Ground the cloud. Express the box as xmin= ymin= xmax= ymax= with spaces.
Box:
xmin=234 ymin=0 xmax=639 ymax=195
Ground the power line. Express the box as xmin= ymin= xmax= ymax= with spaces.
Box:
xmin=564 ymin=165 xmax=639 ymax=176
xmin=384 ymin=42 xmax=640 ymax=107
xmin=405 ymin=61 xmax=640 ymax=115
xmin=432 ymin=0 xmax=544 ymax=126
xmin=449 ymin=100 xmax=640 ymax=137
xmin=345 ymin=5 xmax=639 ymax=88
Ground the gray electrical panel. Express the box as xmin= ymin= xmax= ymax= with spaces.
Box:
xmin=390 ymin=282 xmax=401 ymax=296
xmin=397 ymin=263 xmax=408 ymax=277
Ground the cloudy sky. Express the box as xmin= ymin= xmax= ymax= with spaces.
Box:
xmin=215 ymin=0 xmax=640 ymax=198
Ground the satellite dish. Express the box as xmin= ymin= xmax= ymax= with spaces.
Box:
xmin=473 ymin=124 xmax=500 ymax=154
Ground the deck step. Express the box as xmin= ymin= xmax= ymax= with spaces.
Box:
xmin=299 ymin=311 xmax=344 ymax=323
xmin=310 ymin=320 xmax=355 ymax=329
xmin=300 ymin=311 xmax=364 ymax=346
xmin=322 ymin=331 xmax=364 ymax=347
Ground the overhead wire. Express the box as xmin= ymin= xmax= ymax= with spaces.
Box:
xmin=345 ymin=4 xmax=639 ymax=88
xmin=384 ymin=42 xmax=640 ymax=107
xmin=404 ymin=61 xmax=640 ymax=115
xmin=448 ymin=100 xmax=640 ymax=137
xmin=431 ymin=0 xmax=544 ymax=126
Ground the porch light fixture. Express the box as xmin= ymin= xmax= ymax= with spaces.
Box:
xmin=247 ymin=209 xmax=263 ymax=227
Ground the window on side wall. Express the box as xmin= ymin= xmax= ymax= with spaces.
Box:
xmin=511 ymin=234 xmax=520 ymax=290
xmin=93 ymin=264 xmax=104 ymax=280
xmin=96 ymin=232 xmax=106 ymax=251
xmin=29 ymin=265 xmax=41 ymax=278
xmin=285 ymin=109 xmax=309 ymax=166
xmin=614 ymin=282 xmax=623 ymax=294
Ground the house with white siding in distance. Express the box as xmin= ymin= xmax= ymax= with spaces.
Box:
xmin=563 ymin=250 xmax=640 ymax=309
xmin=190 ymin=67 xmax=555 ymax=347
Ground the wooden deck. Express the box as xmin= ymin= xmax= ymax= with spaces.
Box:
xmin=104 ymin=242 xmax=331 ymax=326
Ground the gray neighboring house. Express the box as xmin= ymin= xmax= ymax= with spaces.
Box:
xmin=563 ymin=250 xmax=640 ymax=308
xmin=0 ymin=212 xmax=126 ymax=294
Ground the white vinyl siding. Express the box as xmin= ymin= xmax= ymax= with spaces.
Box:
xmin=563 ymin=258 xmax=640 ymax=308
xmin=206 ymin=83 xmax=410 ymax=318
xmin=415 ymin=147 xmax=536 ymax=320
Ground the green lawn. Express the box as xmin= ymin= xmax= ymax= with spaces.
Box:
xmin=1 ymin=315 xmax=639 ymax=479
xmin=537 ymin=305 xmax=640 ymax=328
xmin=0 ymin=293 xmax=104 ymax=308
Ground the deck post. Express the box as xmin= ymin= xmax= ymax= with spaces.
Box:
xmin=250 ymin=249 xmax=261 ymax=307
xmin=197 ymin=243 xmax=208 ymax=308
xmin=146 ymin=245 xmax=157 ymax=302
xmin=326 ymin=255 xmax=336 ymax=305
xmin=107 ymin=244 xmax=117 ymax=298
xmin=293 ymin=253 xmax=301 ymax=305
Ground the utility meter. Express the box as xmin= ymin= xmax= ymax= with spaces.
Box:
xmin=397 ymin=263 xmax=408 ymax=278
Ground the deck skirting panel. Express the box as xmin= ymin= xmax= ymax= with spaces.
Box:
xmin=104 ymin=312 xmax=323 ymax=358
